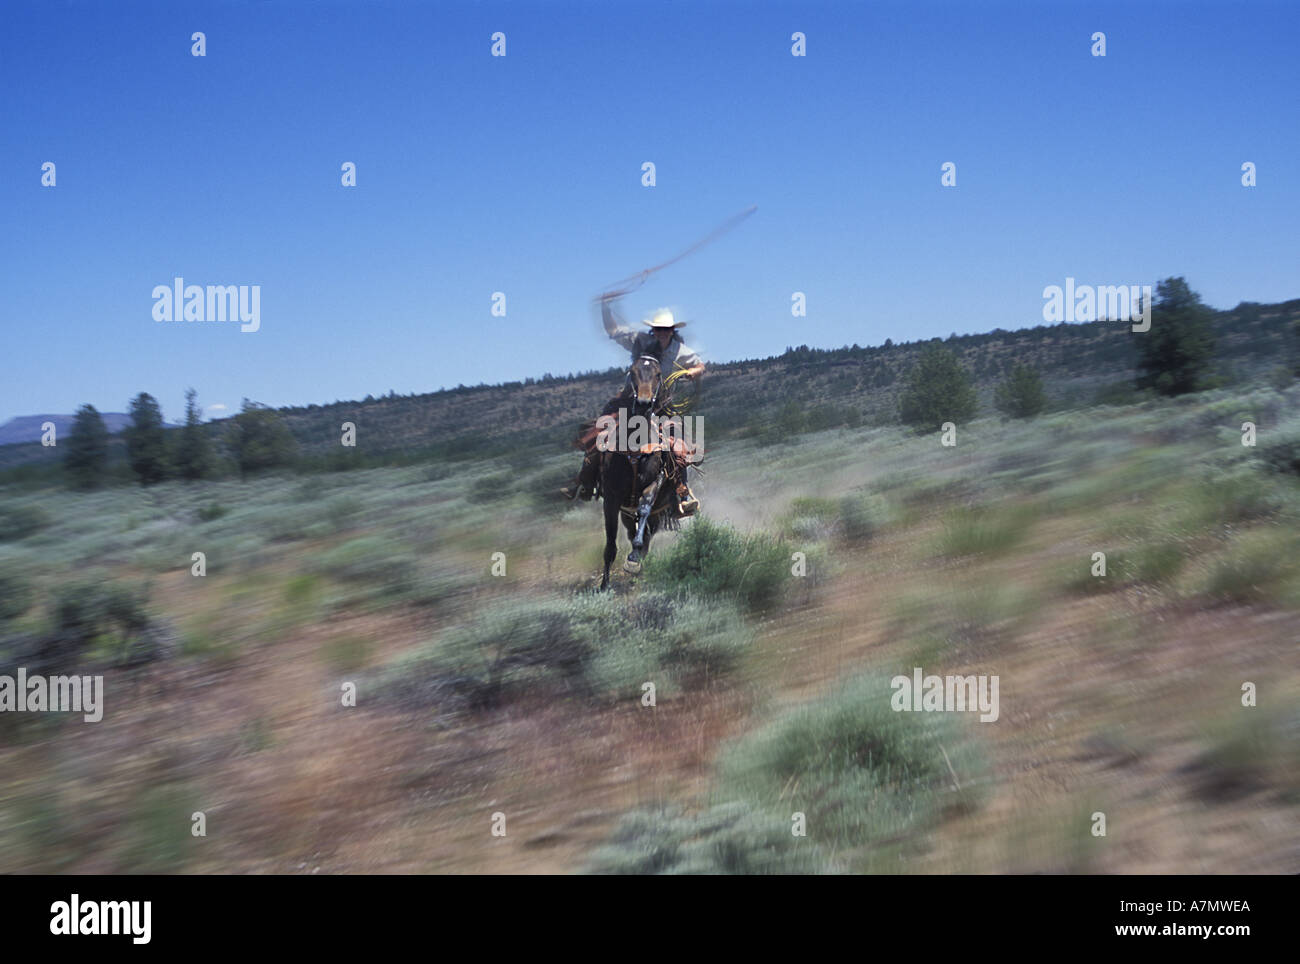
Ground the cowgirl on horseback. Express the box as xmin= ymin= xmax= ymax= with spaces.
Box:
xmin=561 ymin=296 xmax=704 ymax=514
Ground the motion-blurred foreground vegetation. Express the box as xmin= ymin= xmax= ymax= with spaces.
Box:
xmin=2 ymin=369 xmax=1299 ymax=872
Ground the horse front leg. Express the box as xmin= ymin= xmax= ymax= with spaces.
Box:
xmin=600 ymin=498 xmax=619 ymax=590
xmin=625 ymin=476 xmax=663 ymax=573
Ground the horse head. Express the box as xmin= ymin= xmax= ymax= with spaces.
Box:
xmin=629 ymin=355 xmax=662 ymax=409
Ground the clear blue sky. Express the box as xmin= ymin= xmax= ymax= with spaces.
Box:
xmin=2 ymin=0 xmax=1297 ymax=425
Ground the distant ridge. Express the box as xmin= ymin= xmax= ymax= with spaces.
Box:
xmin=0 ymin=413 xmax=135 ymax=447
xmin=0 ymin=297 xmax=1295 ymax=473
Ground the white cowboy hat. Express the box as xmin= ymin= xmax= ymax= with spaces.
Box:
xmin=643 ymin=308 xmax=687 ymax=330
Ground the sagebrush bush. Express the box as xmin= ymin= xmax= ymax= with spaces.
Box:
xmin=1202 ymin=528 xmax=1300 ymax=604
xmin=784 ymin=495 xmax=839 ymax=543
xmin=313 ymin=535 xmax=418 ymax=603
xmin=838 ymin=491 xmax=887 ymax=545
xmin=646 ymin=516 xmax=791 ymax=614
xmin=1258 ymin=430 xmax=1300 ymax=476
xmin=715 ymin=674 xmax=983 ymax=863
xmin=1127 ymin=541 xmax=1186 ymax=585
xmin=196 ymin=503 xmax=227 ymax=523
xmin=0 ymin=504 xmax=51 ymax=542
xmin=374 ymin=591 xmax=751 ymax=711
xmin=1067 ymin=540 xmax=1186 ymax=594
xmin=1185 ymin=706 xmax=1300 ymax=803
xmin=936 ymin=502 xmax=1034 ymax=558
xmin=587 ymin=802 xmax=835 ymax=875
xmin=466 ymin=470 xmax=518 ymax=504
xmin=22 ymin=578 xmax=173 ymax=670
xmin=325 ymin=494 xmax=363 ymax=532
xmin=1189 ymin=466 xmax=1281 ymax=528
xmin=0 ymin=553 xmax=35 ymax=622
xmin=52 ymin=579 xmax=150 ymax=640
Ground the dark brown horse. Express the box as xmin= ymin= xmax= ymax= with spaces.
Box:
xmin=598 ymin=445 xmax=679 ymax=590
xmin=594 ymin=356 xmax=682 ymax=590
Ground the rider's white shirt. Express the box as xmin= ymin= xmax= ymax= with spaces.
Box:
xmin=602 ymin=303 xmax=703 ymax=371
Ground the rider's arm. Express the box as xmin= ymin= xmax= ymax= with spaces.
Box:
xmin=673 ymin=339 xmax=705 ymax=377
xmin=601 ymin=297 xmax=638 ymax=353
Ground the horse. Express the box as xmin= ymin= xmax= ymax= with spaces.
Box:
xmin=594 ymin=355 xmax=683 ymax=590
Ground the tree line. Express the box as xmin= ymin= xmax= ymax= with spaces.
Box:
xmin=50 ymin=277 xmax=1300 ymax=487
xmin=63 ymin=392 xmax=298 ymax=490
xmin=895 ymin=277 xmax=1298 ymax=432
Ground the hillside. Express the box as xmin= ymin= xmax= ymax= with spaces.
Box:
xmin=1 ymin=297 xmax=1296 ymax=477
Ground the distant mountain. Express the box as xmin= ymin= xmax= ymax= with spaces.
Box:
xmin=0 ymin=413 xmax=137 ymax=447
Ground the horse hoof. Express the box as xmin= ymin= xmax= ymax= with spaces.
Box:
xmin=623 ymin=557 xmax=642 ymax=574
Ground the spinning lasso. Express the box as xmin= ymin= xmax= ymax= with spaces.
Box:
xmin=596 ymin=205 xmax=757 ymax=418
xmin=661 ymin=367 xmax=695 ymax=417
xmin=594 ymin=204 xmax=758 ymax=303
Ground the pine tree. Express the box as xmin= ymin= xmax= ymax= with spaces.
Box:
xmin=994 ymin=363 xmax=1047 ymax=419
xmin=898 ymin=344 xmax=978 ymax=431
xmin=226 ymin=399 xmax=299 ymax=479
xmin=125 ymin=393 xmax=169 ymax=485
xmin=65 ymin=404 xmax=109 ymax=490
xmin=1135 ymin=278 xmax=1216 ymax=396
xmin=175 ymin=388 xmax=212 ymax=481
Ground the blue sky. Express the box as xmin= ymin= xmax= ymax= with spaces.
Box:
xmin=2 ymin=0 xmax=1297 ymax=425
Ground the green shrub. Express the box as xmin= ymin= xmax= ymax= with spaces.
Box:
xmin=783 ymin=496 xmax=838 ymax=543
xmin=1185 ymin=707 xmax=1300 ymax=803
xmin=179 ymin=626 xmax=242 ymax=665
xmin=788 ymin=496 xmax=839 ymax=519
xmin=0 ymin=504 xmax=51 ymax=542
xmin=647 ymin=516 xmax=791 ymax=614
xmin=375 ymin=591 xmax=751 ymax=710
xmin=121 ymin=783 xmax=195 ymax=873
xmin=1258 ymin=431 xmax=1300 ymax=476
xmin=36 ymin=578 xmax=170 ymax=668
xmin=323 ymin=635 xmax=373 ymax=673
xmin=1128 ymin=540 xmax=1186 ymax=585
xmin=936 ymin=502 xmax=1033 ymax=558
xmin=466 ymin=470 xmax=517 ymax=504
xmin=0 ymin=556 xmax=34 ymax=621
xmin=1190 ymin=467 xmax=1281 ymax=527
xmin=52 ymin=580 xmax=149 ymax=639
xmin=324 ymin=494 xmax=363 ymax=532
xmin=1093 ymin=381 xmax=1138 ymax=406
xmin=1202 ymin=529 xmax=1300 ymax=604
xmin=587 ymin=802 xmax=835 ymax=875
xmin=715 ymin=674 xmax=983 ymax=866
xmin=282 ymin=573 xmax=320 ymax=605
xmin=196 ymin=503 xmax=228 ymax=523
xmin=579 ymin=593 xmax=751 ymax=698
xmin=314 ymin=536 xmax=417 ymax=602
xmin=838 ymin=492 xmax=887 ymax=545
